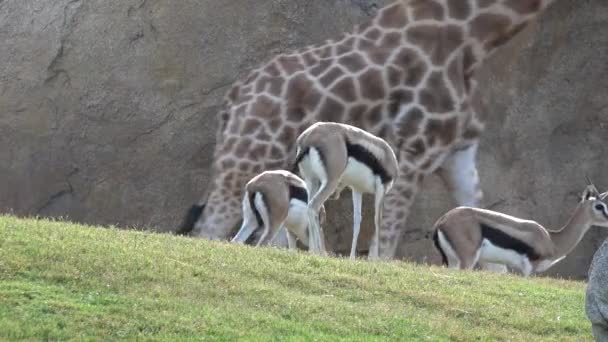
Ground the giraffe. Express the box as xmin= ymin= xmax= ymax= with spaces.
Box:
xmin=178 ymin=0 xmax=558 ymax=260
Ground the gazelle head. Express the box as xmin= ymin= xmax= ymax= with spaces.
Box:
xmin=581 ymin=180 xmax=608 ymax=228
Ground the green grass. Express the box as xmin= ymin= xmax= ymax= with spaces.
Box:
xmin=0 ymin=215 xmax=592 ymax=341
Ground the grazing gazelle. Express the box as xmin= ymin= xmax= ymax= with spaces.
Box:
xmin=231 ymin=170 xmax=325 ymax=250
xmin=432 ymin=183 xmax=608 ymax=276
xmin=293 ymin=122 xmax=399 ymax=259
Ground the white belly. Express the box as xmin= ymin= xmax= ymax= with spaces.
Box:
xmin=479 ymin=239 xmax=531 ymax=273
xmin=284 ymin=199 xmax=309 ymax=244
xmin=341 ymin=158 xmax=377 ymax=194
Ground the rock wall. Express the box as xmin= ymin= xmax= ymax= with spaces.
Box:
xmin=1 ymin=0 xmax=606 ymax=279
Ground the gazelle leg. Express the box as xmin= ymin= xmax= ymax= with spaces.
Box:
xmin=438 ymin=143 xmax=507 ymax=274
xmin=253 ymin=193 xmax=272 ymax=247
xmin=231 ymin=192 xmax=257 ymax=244
xmin=369 ymin=179 xmax=386 ymax=260
xmin=331 ymin=182 xmax=347 ymax=200
xmin=307 ymin=179 xmax=340 ymax=256
xmin=350 ymin=190 xmax=363 ymax=260
xmin=286 ymin=229 xmax=298 ymax=250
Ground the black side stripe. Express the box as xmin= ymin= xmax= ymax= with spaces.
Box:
xmin=289 ymin=185 xmax=308 ymax=203
xmin=433 ymin=229 xmax=448 ymax=266
xmin=249 ymin=192 xmax=264 ymax=227
xmin=480 ymin=223 xmax=541 ymax=261
xmin=345 ymin=139 xmax=392 ymax=184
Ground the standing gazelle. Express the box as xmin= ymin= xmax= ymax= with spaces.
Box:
xmin=231 ymin=170 xmax=324 ymax=250
xmin=432 ymin=183 xmax=608 ymax=276
xmin=293 ymin=122 xmax=399 ymax=259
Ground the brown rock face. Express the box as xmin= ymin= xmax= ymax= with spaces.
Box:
xmin=1 ymin=0 xmax=606 ymax=279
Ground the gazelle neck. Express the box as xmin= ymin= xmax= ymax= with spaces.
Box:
xmin=549 ymin=203 xmax=593 ymax=258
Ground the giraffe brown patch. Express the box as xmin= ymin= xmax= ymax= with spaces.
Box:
xmin=378 ymin=3 xmax=408 ymax=28
xmin=348 ymin=104 xmax=368 ymax=127
xmin=302 ymin=51 xmax=318 ymax=67
xmin=318 ymin=97 xmax=345 ymax=122
xmin=411 ymin=0 xmax=444 ymax=21
xmin=476 ymin=0 xmax=494 ymax=8
xmin=377 ymin=124 xmax=390 ymax=139
xmin=447 ymin=56 xmax=464 ymax=97
xmin=447 ymin=0 xmax=470 ymax=20
xmin=239 ymin=162 xmax=251 ymax=173
xmin=315 ymin=45 xmax=333 ymax=59
xmin=249 ymin=144 xmax=268 ymax=159
xmin=357 ymin=38 xmax=375 ymax=51
xmin=388 ymin=89 xmax=413 ymax=118
xmin=395 ymin=211 xmax=406 ymax=220
xmin=406 ymin=24 xmax=464 ymax=65
xmin=380 ymin=32 xmax=402 ymax=49
xmin=277 ymin=126 xmax=297 ymax=147
xmin=366 ymin=104 xmax=383 ymax=127
xmin=286 ymin=75 xmax=315 ymax=121
xmin=331 ymin=77 xmax=357 ymax=102
xmin=359 ymin=69 xmax=385 ymax=100
xmin=469 ymin=13 xmax=511 ymax=43
xmin=387 ymin=66 xmax=403 ymax=87
xmin=368 ymin=48 xmax=391 ymax=66
xmin=392 ymin=48 xmax=427 ymax=87
xmin=396 ymin=107 xmax=424 ymax=138
xmin=256 ymin=76 xmax=284 ymax=95
xmin=463 ymin=123 xmax=483 ymax=140
xmin=425 ymin=117 xmax=458 ymax=146
xmin=269 ymin=118 xmax=282 ymax=131
xmin=320 ymin=67 xmax=344 ymax=87
xmin=339 ymin=53 xmax=367 ymax=73
xmin=310 ymin=59 xmax=333 ymax=77
xmin=270 ymin=146 xmax=283 ymax=159
xmin=336 ymin=36 xmax=356 ymax=55
xmin=277 ymin=55 xmax=305 ymax=75
xmin=221 ymin=158 xmax=236 ymax=169
xmin=408 ymin=138 xmax=426 ymax=158
xmin=221 ymin=137 xmax=237 ymax=153
xmin=227 ymin=85 xmax=240 ymax=102
xmin=228 ymin=120 xmax=241 ymax=134
xmin=365 ymin=28 xmax=382 ymax=41
xmin=419 ymin=71 xmax=454 ymax=113
xmin=505 ymin=0 xmax=541 ymax=14
xmin=252 ymin=95 xmax=279 ymax=119
xmin=265 ymin=62 xmax=281 ymax=77
xmin=242 ymin=119 xmax=262 ymax=135
xmin=252 ymin=165 xmax=263 ymax=173
xmin=234 ymin=138 xmax=253 ymax=158
xmin=256 ymin=130 xmax=272 ymax=141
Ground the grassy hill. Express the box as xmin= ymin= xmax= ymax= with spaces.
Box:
xmin=0 ymin=215 xmax=592 ymax=341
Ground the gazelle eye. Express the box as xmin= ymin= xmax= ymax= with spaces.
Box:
xmin=595 ymin=204 xmax=605 ymax=211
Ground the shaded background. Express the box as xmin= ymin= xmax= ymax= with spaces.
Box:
xmin=1 ymin=0 xmax=606 ymax=279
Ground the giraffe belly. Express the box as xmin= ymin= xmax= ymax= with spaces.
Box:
xmin=341 ymin=158 xmax=377 ymax=194
xmin=479 ymin=239 xmax=531 ymax=272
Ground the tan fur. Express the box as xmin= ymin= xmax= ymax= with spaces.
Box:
xmin=434 ymin=185 xmax=608 ymax=276
xmin=294 ymin=122 xmax=399 ymax=259
xmin=231 ymin=170 xmax=323 ymax=248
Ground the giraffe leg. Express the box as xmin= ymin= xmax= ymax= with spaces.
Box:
xmin=371 ymin=162 xmax=423 ymax=260
xmin=437 ymin=143 xmax=507 ymax=274
xmin=350 ymin=189 xmax=363 ymax=260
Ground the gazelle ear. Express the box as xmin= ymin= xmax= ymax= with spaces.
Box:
xmin=582 ymin=185 xmax=598 ymax=201
xmin=601 ymin=191 xmax=608 ymax=201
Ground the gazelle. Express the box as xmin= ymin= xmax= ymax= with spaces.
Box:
xmin=230 ymin=170 xmax=324 ymax=250
xmin=432 ymin=183 xmax=608 ymax=276
xmin=293 ymin=122 xmax=399 ymax=259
